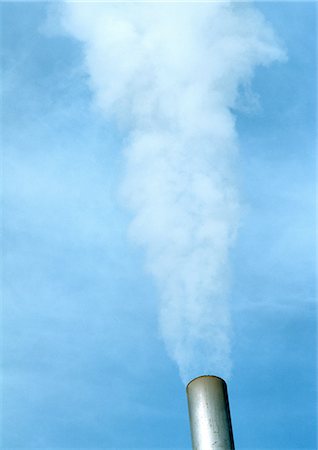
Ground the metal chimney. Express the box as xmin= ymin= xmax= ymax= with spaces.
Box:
xmin=186 ymin=375 xmax=235 ymax=450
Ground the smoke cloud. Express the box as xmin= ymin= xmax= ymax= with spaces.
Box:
xmin=61 ymin=2 xmax=284 ymax=383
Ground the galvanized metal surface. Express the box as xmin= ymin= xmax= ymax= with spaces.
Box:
xmin=186 ymin=375 xmax=235 ymax=450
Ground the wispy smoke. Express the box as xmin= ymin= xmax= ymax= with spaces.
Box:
xmin=61 ymin=2 xmax=284 ymax=383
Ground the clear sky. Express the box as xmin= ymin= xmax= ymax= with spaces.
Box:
xmin=1 ymin=2 xmax=316 ymax=449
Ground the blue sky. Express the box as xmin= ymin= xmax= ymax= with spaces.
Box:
xmin=1 ymin=2 xmax=316 ymax=449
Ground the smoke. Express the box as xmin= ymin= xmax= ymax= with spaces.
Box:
xmin=61 ymin=2 xmax=285 ymax=383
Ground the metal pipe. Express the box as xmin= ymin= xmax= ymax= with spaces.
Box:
xmin=186 ymin=375 xmax=235 ymax=450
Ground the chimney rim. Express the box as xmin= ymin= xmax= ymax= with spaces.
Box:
xmin=186 ymin=374 xmax=226 ymax=391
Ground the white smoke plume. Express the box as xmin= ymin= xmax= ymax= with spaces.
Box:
xmin=61 ymin=2 xmax=284 ymax=383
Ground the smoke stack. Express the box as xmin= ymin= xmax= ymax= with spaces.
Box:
xmin=186 ymin=375 xmax=235 ymax=450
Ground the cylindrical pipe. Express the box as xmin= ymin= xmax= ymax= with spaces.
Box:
xmin=186 ymin=375 xmax=235 ymax=450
